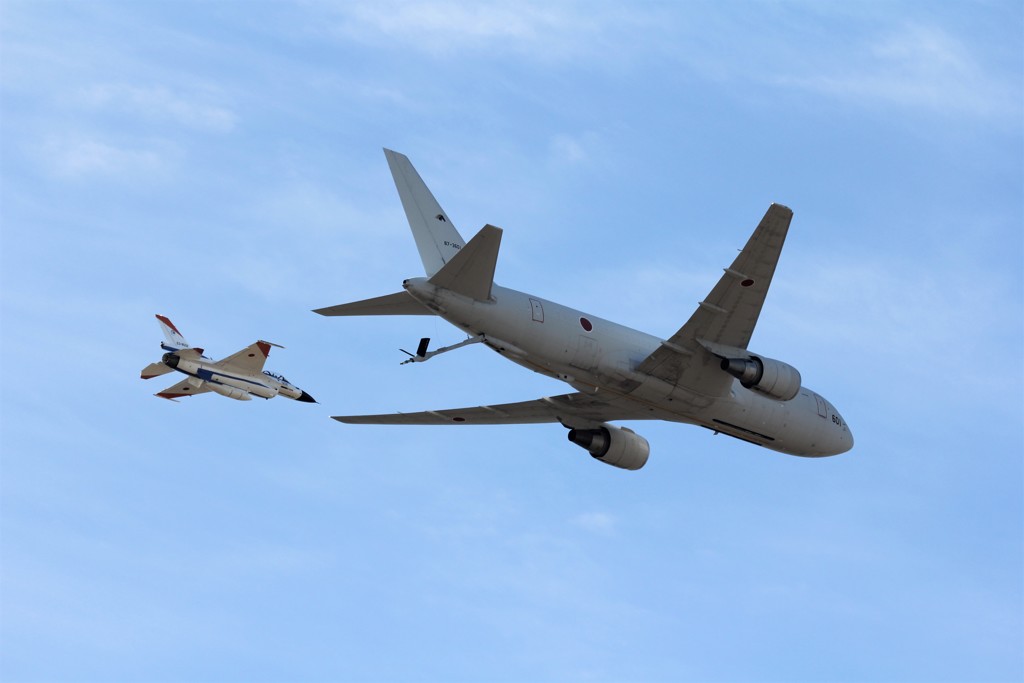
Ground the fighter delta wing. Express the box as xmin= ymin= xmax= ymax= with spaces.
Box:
xmin=156 ymin=377 xmax=211 ymax=401
xmin=214 ymin=341 xmax=280 ymax=374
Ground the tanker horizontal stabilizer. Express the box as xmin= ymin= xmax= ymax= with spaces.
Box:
xmin=427 ymin=224 xmax=502 ymax=301
xmin=313 ymin=291 xmax=431 ymax=317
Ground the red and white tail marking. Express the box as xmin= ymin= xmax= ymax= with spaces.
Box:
xmin=155 ymin=314 xmax=189 ymax=349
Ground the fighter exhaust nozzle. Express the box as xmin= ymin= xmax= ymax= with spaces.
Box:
xmin=162 ymin=352 xmax=180 ymax=369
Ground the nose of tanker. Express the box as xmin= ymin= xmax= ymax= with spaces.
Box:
xmin=823 ymin=406 xmax=854 ymax=456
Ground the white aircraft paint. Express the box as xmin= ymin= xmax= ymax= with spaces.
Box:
xmin=141 ymin=315 xmax=315 ymax=404
xmin=315 ymin=150 xmax=852 ymax=469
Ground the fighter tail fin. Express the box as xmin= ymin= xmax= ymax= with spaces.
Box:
xmin=155 ymin=314 xmax=189 ymax=350
xmin=384 ymin=149 xmax=467 ymax=276
xmin=428 ymin=224 xmax=502 ymax=301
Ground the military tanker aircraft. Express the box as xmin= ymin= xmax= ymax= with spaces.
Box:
xmin=315 ymin=150 xmax=852 ymax=469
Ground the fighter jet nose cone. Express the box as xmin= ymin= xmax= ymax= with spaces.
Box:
xmin=297 ymin=391 xmax=317 ymax=403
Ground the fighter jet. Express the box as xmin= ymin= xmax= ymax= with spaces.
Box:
xmin=141 ymin=315 xmax=315 ymax=403
xmin=314 ymin=150 xmax=852 ymax=470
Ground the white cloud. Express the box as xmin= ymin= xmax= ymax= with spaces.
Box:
xmin=77 ymin=83 xmax=236 ymax=132
xmin=37 ymin=135 xmax=171 ymax=178
xmin=325 ymin=0 xmax=662 ymax=62
xmin=774 ymin=255 xmax=1007 ymax=357
xmin=773 ymin=23 xmax=1019 ymax=119
xmin=570 ymin=511 xmax=617 ymax=535
xmin=549 ymin=134 xmax=588 ymax=165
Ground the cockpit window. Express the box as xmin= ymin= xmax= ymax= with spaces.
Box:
xmin=263 ymin=370 xmax=289 ymax=383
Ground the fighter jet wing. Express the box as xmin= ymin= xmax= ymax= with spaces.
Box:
xmin=637 ymin=204 xmax=793 ymax=387
xmin=214 ymin=341 xmax=275 ymax=374
xmin=155 ymin=377 xmax=211 ymax=401
xmin=333 ymin=392 xmax=656 ymax=428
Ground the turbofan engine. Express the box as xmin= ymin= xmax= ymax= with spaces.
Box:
xmin=567 ymin=424 xmax=650 ymax=471
xmin=720 ymin=355 xmax=802 ymax=401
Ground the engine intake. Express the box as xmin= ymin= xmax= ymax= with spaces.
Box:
xmin=568 ymin=424 xmax=650 ymax=470
xmin=720 ymin=355 xmax=801 ymax=401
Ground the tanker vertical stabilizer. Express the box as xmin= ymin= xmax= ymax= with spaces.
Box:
xmin=384 ymin=148 xmax=467 ymax=276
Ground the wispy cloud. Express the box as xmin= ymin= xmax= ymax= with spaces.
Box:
xmin=36 ymin=135 xmax=173 ymax=179
xmin=570 ymin=511 xmax=617 ymax=535
xmin=549 ymin=134 xmax=588 ymax=165
xmin=324 ymin=0 xmax=662 ymax=62
xmin=316 ymin=4 xmax=1019 ymax=122
xmin=76 ymin=83 xmax=237 ymax=132
xmin=773 ymin=23 xmax=1020 ymax=120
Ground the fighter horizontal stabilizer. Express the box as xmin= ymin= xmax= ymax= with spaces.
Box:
xmin=141 ymin=362 xmax=174 ymax=380
xmin=313 ymin=290 xmax=431 ymax=316
xmin=428 ymin=224 xmax=502 ymax=301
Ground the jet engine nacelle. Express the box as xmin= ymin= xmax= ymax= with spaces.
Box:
xmin=720 ymin=355 xmax=801 ymax=401
xmin=567 ymin=424 xmax=650 ymax=471
xmin=206 ymin=382 xmax=253 ymax=401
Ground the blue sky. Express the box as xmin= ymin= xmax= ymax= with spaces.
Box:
xmin=1 ymin=2 xmax=1021 ymax=681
